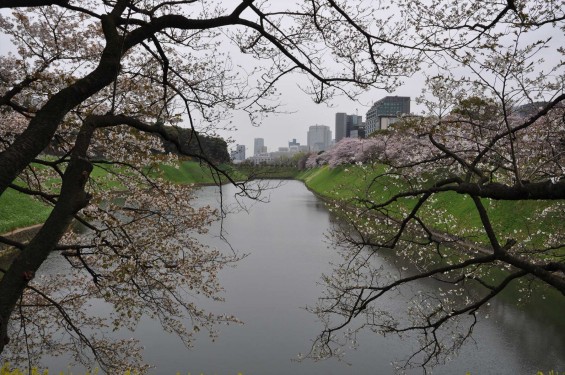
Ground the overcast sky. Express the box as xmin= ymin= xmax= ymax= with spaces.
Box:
xmin=0 ymin=5 xmax=423 ymax=155
xmin=221 ymin=71 xmax=426 ymax=154
xmin=2 ymin=3 xmax=563 ymax=156
xmin=212 ymin=0 xmax=431 ymax=154
xmin=220 ymin=76 xmax=423 ymax=154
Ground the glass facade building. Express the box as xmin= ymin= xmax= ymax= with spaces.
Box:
xmin=335 ymin=113 xmax=364 ymax=142
xmin=365 ymin=96 xmax=410 ymax=135
xmin=254 ymin=138 xmax=265 ymax=155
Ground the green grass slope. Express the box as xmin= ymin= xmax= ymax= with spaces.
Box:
xmin=0 ymin=189 xmax=52 ymax=234
xmin=296 ymin=165 xmax=562 ymax=250
xmin=0 ymin=160 xmax=230 ymax=234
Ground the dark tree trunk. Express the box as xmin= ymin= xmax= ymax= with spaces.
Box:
xmin=0 ymin=14 xmax=124 ymax=197
xmin=0 ymin=155 xmax=93 ymax=353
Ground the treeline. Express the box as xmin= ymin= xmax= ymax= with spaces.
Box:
xmin=159 ymin=125 xmax=230 ymax=164
xmin=44 ymin=125 xmax=230 ymax=164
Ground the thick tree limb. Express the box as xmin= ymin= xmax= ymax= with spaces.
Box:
xmin=0 ymin=121 xmax=96 ymax=354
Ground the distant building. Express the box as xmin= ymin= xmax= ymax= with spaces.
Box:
xmin=288 ymin=138 xmax=300 ymax=147
xmin=237 ymin=144 xmax=246 ymax=160
xmin=307 ymin=125 xmax=332 ymax=152
xmin=254 ymin=138 xmax=265 ymax=156
xmin=365 ymin=96 xmax=410 ymax=136
xmin=515 ymin=102 xmax=548 ymax=117
xmin=231 ymin=144 xmax=246 ymax=162
xmin=248 ymin=142 xmax=309 ymax=165
xmin=335 ymin=113 xmax=363 ymax=142
xmin=250 ymin=152 xmax=273 ymax=165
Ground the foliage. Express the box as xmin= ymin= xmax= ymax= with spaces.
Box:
xmin=1 ymin=363 xmax=48 ymax=375
xmin=160 ymin=126 xmax=230 ymax=164
xmin=153 ymin=160 xmax=235 ymax=185
xmin=305 ymin=137 xmax=389 ymax=168
xmin=235 ymin=165 xmax=303 ymax=180
xmin=0 ymin=364 xmax=246 ymax=375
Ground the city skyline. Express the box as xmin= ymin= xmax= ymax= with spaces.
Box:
xmin=223 ymin=83 xmax=422 ymax=154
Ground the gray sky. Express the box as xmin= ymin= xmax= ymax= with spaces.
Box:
xmin=1 ymin=2 xmax=563 ymax=156
xmin=0 ymin=4 xmax=424 ymax=155
xmin=208 ymin=0 xmax=428 ymax=153
xmin=222 ymin=71 xmax=426 ymax=153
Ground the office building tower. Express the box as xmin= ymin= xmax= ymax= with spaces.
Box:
xmin=254 ymin=138 xmax=265 ymax=156
xmin=231 ymin=144 xmax=246 ymax=161
xmin=307 ymin=125 xmax=332 ymax=152
xmin=288 ymin=138 xmax=300 ymax=147
xmin=335 ymin=113 xmax=363 ymax=142
xmin=365 ymin=96 xmax=410 ymax=135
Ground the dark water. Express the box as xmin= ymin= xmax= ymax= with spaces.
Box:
xmin=39 ymin=180 xmax=565 ymax=374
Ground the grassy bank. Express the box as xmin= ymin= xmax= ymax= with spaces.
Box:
xmin=0 ymin=160 xmax=231 ymax=234
xmin=296 ymin=165 xmax=562 ymax=249
xmin=0 ymin=162 xmax=303 ymax=235
xmin=297 ymin=164 xmax=565 ymax=340
xmin=3 ymin=161 xmax=561 ymax=247
xmin=0 ymin=189 xmax=52 ymax=234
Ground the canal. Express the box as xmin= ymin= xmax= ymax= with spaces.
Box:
xmin=39 ymin=180 xmax=565 ymax=374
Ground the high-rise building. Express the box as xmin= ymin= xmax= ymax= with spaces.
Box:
xmin=231 ymin=144 xmax=246 ymax=162
xmin=365 ymin=96 xmax=410 ymax=136
xmin=237 ymin=144 xmax=246 ymax=160
xmin=307 ymin=125 xmax=332 ymax=152
xmin=253 ymin=138 xmax=265 ymax=156
xmin=335 ymin=113 xmax=363 ymax=142
xmin=288 ymin=138 xmax=300 ymax=147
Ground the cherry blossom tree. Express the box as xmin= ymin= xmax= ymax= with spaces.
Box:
xmin=0 ymin=0 xmax=420 ymax=371
xmin=1 ymin=0 xmax=563 ymax=372
xmin=304 ymin=1 xmax=565 ymax=371
xmin=309 ymin=103 xmax=565 ymax=367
